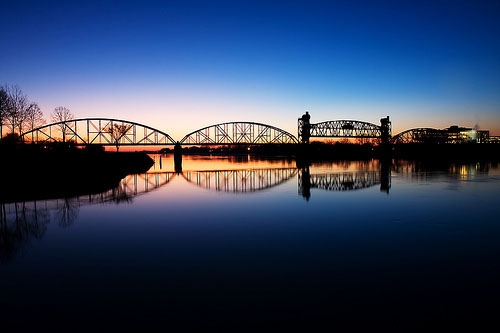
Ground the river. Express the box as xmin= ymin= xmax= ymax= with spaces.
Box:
xmin=1 ymin=155 xmax=499 ymax=329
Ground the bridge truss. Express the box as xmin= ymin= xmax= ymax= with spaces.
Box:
xmin=180 ymin=122 xmax=298 ymax=145
xmin=20 ymin=118 xmax=176 ymax=146
xmin=298 ymin=116 xmax=391 ymax=143
xmin=311 ymin=120 xmax=383 ymax=138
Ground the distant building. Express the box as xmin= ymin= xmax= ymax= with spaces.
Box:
xmin=445 ymin=126 xmax=489 ymax=143
xmin=488 ymin=136 xmax=500 ymax=143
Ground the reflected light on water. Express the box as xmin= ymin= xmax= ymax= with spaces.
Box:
xmin=1 ymin=156 xmax=499 ymax=329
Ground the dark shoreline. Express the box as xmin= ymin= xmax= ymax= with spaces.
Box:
xmin=1 ymin=142 xmax=498 ymax=203
xmin=0 ymin=148 xmax=154 ymax=203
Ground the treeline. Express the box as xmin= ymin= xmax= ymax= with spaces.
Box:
xmin=0 ymin=84 xmax=73 ymax=140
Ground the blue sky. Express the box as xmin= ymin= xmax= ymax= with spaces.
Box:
xmin=1 ymin=0 xmax=499 ymax=137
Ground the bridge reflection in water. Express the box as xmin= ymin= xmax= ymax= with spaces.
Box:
xmin=0 ymin=172 xmax=177 ymax=261
xmin=182 ymin=168 xmax=298 ymax=192
xmin=1 ymin=165 xmax=390 ymax=221
xmin=3 ymin=159 xmax=496 ymax=263
xmin=1 ymin=164 xmax=390 ymax=261
xmin=298 ymin=160 xmax=391 ymax=200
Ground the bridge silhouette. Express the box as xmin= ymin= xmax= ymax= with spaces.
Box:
xmin=20 ymin=118 xmax=299 ymax=146
xmin=19 ymin=113 xmax=490 ymax=146
xmin=19 ymin=115 xmax=392 ymax=146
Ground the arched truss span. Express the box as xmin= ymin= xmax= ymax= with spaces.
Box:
xmin=20 ymin=118 xmax=176 ymax=145
xmin=391 ymin=128 xmax=447 ymax=144
xmin=180 ymin=122 xmax=298 ymax=145
xmin=182 ymin=168 xmax=298 ymax=192
xmin=309 ymin=120 xmax=384 ymax=138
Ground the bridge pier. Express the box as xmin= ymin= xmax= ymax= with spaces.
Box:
xmin=174 ymin=142 xmax=182 ymax=173
xmin=298 ymin=165 xmax=311 ymax=201
xmin=380 ymin=158 xmax=391 ymax=193
xmin=298 ymin=112 xmax=311 ymax=143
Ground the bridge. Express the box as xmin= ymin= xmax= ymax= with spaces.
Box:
xmin=20 ymin=118 xmax=298 ymax=146
xmin=19 ymin=114 xmax=392 ymax=146
xmin=20 ymin=118 xmax=177 ymax=146
xmin=297 ymin=112 xmax=392 ymax=144
xmin=18 ymin=113 xmax=493 ymax=147
xmin=180 ymin=122 xmax=297 ymax=145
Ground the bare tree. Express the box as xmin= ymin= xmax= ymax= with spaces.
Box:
xmin=55 ymin=198 xmax=79 ymax=228
xmin=105 ymin=123 xmax=132 ymax=152
xmin=0 ymin=87 xmax=8 ymax=138
xmin=4 ymin=85 xmax=29 ymax=135
xmin=24 ymin=102 xmax=45 ymax=139
xmin=356 ymin=137 xmax=374 ymax=145
xmin=51 ymin=106 xmax=74 ymax=142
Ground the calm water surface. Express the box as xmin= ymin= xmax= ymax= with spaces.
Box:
xmin=1 ymin=155 xmax=499 ymax=329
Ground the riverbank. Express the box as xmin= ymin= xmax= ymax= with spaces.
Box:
xmin=161 ymin=142 xmax=500 ymax=161
xmin=392 ymin=143 xmax=500 ymax=161
xmin=0 ymin=149 xmax=154 ymax=203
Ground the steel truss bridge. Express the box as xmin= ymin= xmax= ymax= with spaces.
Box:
xmin=20 ymin=118 xmax=176 ymax=146
xmin=20 ymin=118 xmax=298 ymax=146
xmin=298 ymin=115 xmax=392 ymax=143
xmin=18 ymin=114 xmax=490 ymax=146
xmin=180 ymin=122 xmax=297 ymax=145
xmin=19 ymin=116 xmax=389 ymax=146
xmin=310 ymin=121 xmax=384 ymax=138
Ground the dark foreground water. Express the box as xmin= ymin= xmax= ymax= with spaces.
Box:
xmin=1 ymin=155 xmax=499 ymax=330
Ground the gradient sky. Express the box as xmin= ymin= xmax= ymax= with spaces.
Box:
xmin=1 ymin=0 xmax=500 ymax=138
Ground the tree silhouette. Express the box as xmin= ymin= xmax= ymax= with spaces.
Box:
xmin=0 ymin=202 xmax=50 ymax=262
xmin=24 ymin=102 xmax=45 ymax=138
xmin=3 ymin=85 xmax=29 ymax=135
xmin=105 ymin=123 xmax=132 ymax=152
xmin=55 ymin=199 xmax=79 ymax=228
xmin=51 ymin=106 xmax=74 ymax=142
xmin=0 ymin=85 xmax=45 ymax=140
xmin=0 ymin=88 xmax=8 ymax=138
